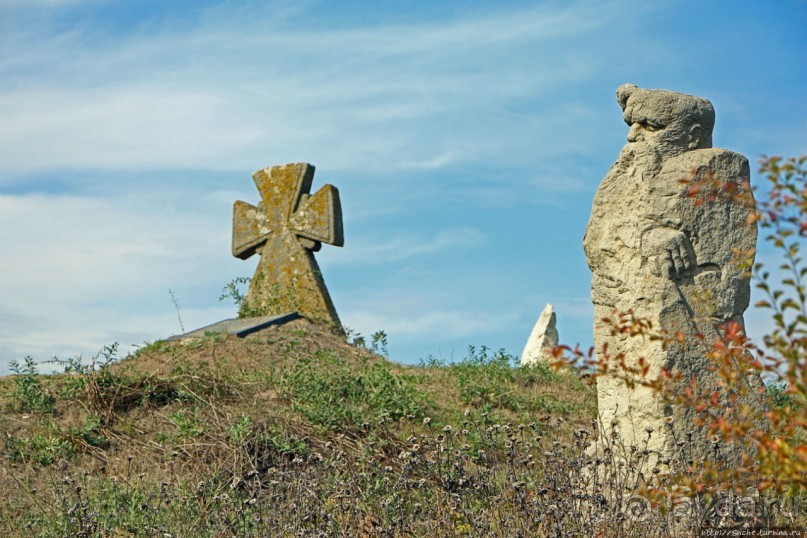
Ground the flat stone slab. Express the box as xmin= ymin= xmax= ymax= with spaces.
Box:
xmin=164 ymin=312 xmax=300 ymax=342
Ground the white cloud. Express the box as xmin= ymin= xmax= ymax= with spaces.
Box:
xmin=0 ymin=89 xmax=264 ymax=176
xmin=0 ymin=193 xmax=227 ymax=302
xmin=328 ymin=227 xmax=487 ymax=266
xmin=0 ymin=191 xmax=243 ymax=369
xmin=0 ymin=1 xmax=646 ymax=179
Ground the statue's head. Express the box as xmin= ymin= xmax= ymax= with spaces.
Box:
xmin=616 ymin=83 xmax=714 ymax=157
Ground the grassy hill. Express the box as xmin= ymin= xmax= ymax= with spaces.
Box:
xmin=1 ymin=318 xmax=601 ymax=537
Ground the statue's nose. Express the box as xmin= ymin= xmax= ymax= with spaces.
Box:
xmin=627 ymin=123 xmax=641 ymax=143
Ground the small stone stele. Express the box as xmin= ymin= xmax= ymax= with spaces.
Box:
xmin=520 ymin=303 xmax=558 ymax=366
xmin=232 ymin=163 xmax=344 ymax=331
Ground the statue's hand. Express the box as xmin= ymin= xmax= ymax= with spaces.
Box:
xmin=644 ymin=229 xmax=697 ymax=280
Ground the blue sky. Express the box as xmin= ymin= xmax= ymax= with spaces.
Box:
xmin=1 ymin=0 xmax=805 ymax=373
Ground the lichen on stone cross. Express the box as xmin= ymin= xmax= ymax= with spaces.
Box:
xmin=232 ymin=163 xmax=344 ymax=330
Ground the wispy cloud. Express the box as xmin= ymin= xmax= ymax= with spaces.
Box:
xmin=0 ymin=1 xmax=649 ymax=181
xmin=329 ymin=227 xmax=486 ymax=266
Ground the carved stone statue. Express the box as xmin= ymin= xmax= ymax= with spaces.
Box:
xmin=583 ymin=84 xmax=760 ymax=467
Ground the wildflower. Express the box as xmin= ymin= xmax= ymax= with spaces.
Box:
xmin=710 ymin=435 xmax=720 ymax=444
xmin=645 ymin=426 xmax=654 ymax=434
xmin=423 ymin=417 xmax=432 ymax=425
xmin=443 ymin=425 xmax=453 ymax=433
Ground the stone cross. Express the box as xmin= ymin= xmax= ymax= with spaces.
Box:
xmin=232 ymin=163 xmax=344 ymax=330
xmin=583 ymin=84 xmax=762 ymax=470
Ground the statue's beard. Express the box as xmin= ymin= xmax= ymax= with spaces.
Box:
xmin=615 ymin=141 xmax=663 ymax=178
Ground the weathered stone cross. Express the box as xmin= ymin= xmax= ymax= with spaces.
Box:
xmin=232 ymin=163 xmax=344 ymax=330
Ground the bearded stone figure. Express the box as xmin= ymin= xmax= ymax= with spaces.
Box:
xmin=583 ymin=84 xmax=762 ymax=468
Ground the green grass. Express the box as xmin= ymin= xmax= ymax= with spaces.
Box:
xmin=0 ymin=321 xmax=800 ymax=537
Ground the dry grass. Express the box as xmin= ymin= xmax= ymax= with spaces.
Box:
xmin=0 ymin=318 xmax=605 ymax=536
xmin=1 ymin=318 xmax=801 ymax=536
